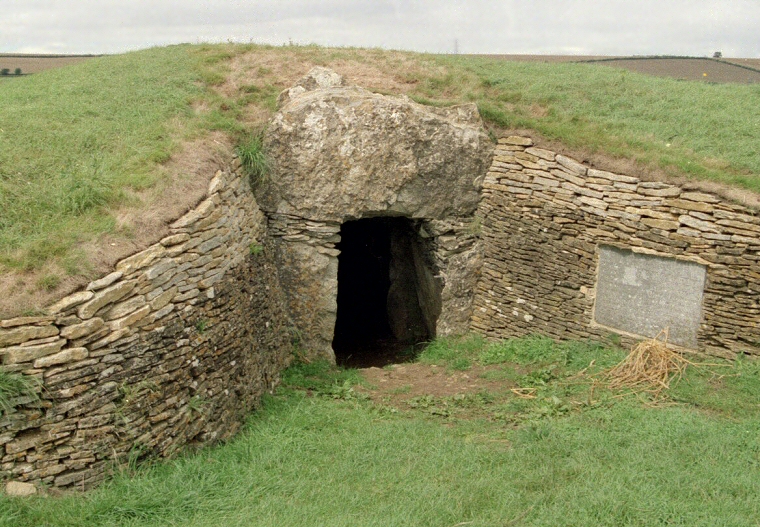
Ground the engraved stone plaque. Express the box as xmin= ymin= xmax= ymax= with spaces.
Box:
xmin=594 ymin=246 xmax=706 ymax=348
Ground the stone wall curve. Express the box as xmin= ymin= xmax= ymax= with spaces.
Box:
xmin=4 ymin=122 xmax=758 ymax=492
xmin=0 ymin=159 xmax=292 ymax=489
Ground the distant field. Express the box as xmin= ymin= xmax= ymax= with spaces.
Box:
xmin=475 ymin=55 xmax=760 ymax=83
xmin=5 ymin=52 xmax=759 ymax=83
xmin=0 ymin=54 xmax=96 ymax=74
xmin=582 ymin=57 xmax=760 ymax=84
xmin=724 ymin=57 xmax=760 ymax=69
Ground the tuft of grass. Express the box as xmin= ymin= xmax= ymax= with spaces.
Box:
xmin=188 ymin=396 xmax=209 ymax=414
xmin=194 ymin=319 xmax=209 ymax=334
xmin=35 ymin=274 xmax=61 ymax=291
xmin=0 ymin=45 xmax=211 ymax=272
xmin=437 ymin=54 xmax=760 ymax=191
xmin=236 ymin=132 xmax=269 ymax=186
xmin=280 ymin=360 xmax=363 ymax=395
xmin=248 ymin=242 xmax=263 ymax=256
xmin=421 ymin=334 xmax=614 ymax=371
xmin=417 ymin=333 xmax=488 ymax=364
xmin=0 ymin=369 xmax=40 ymax=416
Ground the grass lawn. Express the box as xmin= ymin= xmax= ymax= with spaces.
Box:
xmin=2 ymin=336 xmax=758 ymax=527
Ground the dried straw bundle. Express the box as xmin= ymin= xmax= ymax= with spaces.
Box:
xmin=606 ymin=330 xmax=691 ymax=397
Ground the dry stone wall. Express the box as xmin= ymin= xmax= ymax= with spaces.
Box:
xmin=472 ymin=136 xmax=759 ymax=358
xmin=0 ymin=161 xmax=292 ymax=489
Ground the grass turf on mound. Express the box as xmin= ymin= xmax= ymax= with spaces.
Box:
xmin=448 ymin=55 xmax=760 ymax=186
xmin=0 ymin=45 xmax=207 ymax=272
xmin=1 ymin=44 xmax=758 ymax=314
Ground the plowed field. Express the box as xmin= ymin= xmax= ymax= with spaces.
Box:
xmin=0 ymin=54 xmax=95 ymax=74
xmin=475 ymin=54 xmax=760 ymax=83
xmin=586 ymin=57 xmax=760 ymax=83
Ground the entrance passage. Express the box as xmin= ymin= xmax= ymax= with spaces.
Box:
xmin=332 ymin=217 xmax=440 ymax=368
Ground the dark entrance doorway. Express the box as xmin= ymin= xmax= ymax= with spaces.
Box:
xmin=332 ymin=217 xmax=440 ymax=368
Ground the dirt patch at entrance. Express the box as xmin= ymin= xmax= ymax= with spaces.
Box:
xmin=357 ymin=363 xmax=517 ymax=408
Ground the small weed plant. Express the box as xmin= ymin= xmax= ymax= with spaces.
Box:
xmin=35 ymin=274 xmax=61 ymax=291
xmin=194 ymin=319 xmax=209 ymax=334
xmin=248 ymin=242 xmax=263 ymax=256
xmin=188 ymin=395 xmax=209 ymax=414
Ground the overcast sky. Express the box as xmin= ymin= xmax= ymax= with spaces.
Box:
xmin=4 ymin=0 xmax=759 ymax=57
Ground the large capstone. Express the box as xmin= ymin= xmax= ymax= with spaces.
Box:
xmin=259 ymin=69 xmax=491 ymax=222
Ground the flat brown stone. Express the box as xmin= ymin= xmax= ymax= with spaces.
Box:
xmin=60 ymin=318 xmax=104 ymax=340
xmin=33 ymin=348 xmax=88 ymax=369
xmin=0 ymin=316 xmax=56 ymax=329
xmin=77 ymin=280 xmax=137 ymax=320
xmin=555 ymin=155 xmax=587 ymax=176
xmin=104 ymin=296 xmax=147 ymax=321
xmin=637 ymin=186 xmax=681 ymax=198
xmin=170 ymin=198 xmax=217 ymax=230
xmin=47 ymin=291 xmax=95 ymax=315
xmin=5 ymin=432 xmax=47 ymax=455
xmin=500 ymin=135 xmax=533 ymax=146
xmin=679 ymin=215 xmax=721 ymax=233
xmin=665 ymin=199 xmax=715 ymax=213
xmin=108 ymin=305 xmax=151 ymax=331
xmin=0 ymin=325 xmax=59 ymax=347
xmin=85 ymin=271 xmax=123 ymax=292
xmin=3 ymin=340 xmax=66 ymax=364
xmin=681 ymin=191 xmax=721 ymax=203
xmin=115 ymin=245 xmax=167 ymax=275
xmin=160 ymin=233 xmax=191 ymax=247
xmin=525 ymin=147 xmax=555 ymax=161
xmin=641 ymin=218 xmax=680 ymax=231
xmin=4 ymin=481 xmax=37 ymax=497
xmin=150 ymin=287 xmax=178 ymax=311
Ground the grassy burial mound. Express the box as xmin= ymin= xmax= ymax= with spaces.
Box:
xmin=1 ymin=45 xmax=759 ymax=523
xmin=1 ymin=44 xmax=759 ymax=316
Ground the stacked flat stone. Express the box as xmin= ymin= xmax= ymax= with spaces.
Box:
xmin=0 ymin=159 xmax=292 ymax=490
xmin=471 ymin=136 xmax=760 ymax=358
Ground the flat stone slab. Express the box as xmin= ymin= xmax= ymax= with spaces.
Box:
xmin=594 ymin=246 xmax=706 ymax=348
